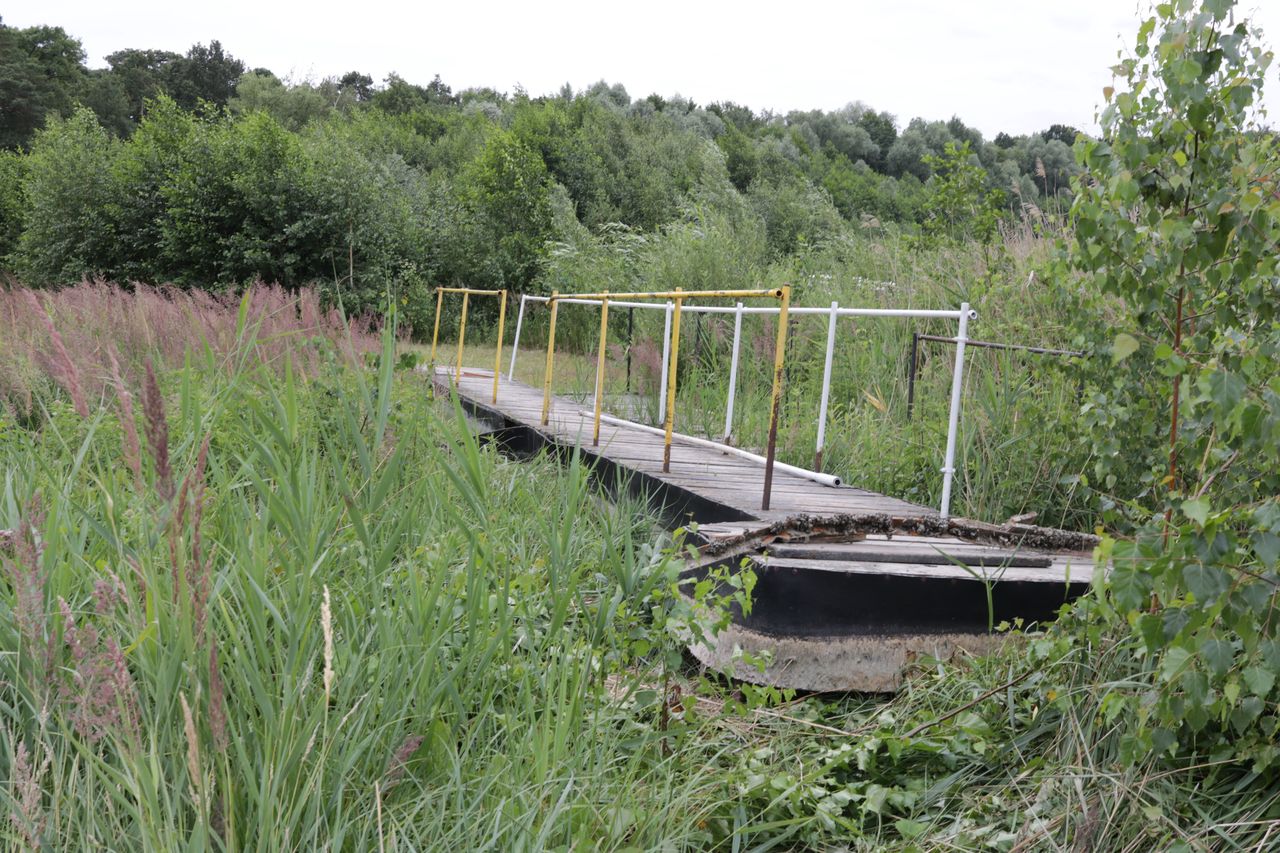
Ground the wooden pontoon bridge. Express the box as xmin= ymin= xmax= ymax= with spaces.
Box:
xmin=428 ymin=287 xmax=1099 ymax=692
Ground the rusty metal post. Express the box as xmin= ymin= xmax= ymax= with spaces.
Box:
xmin=492 ymin=289 xmax=507 ymax=403
xmin=625 ymin=306 xmax=634 ymax=393
xmin=592 ymin=293 xmax=610 ymax=446
xmin=693 ymin=312 xmax=704 ymax=367
xmin=662 ymin=288 xmax=684 ymax=472
xmin=540 ymin=291 xmax=559 ymax=426
xmin=761 ymin=284 xmax=791 ymax=511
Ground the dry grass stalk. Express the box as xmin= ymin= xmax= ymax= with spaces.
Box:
xmin=208 ymin=641 xmax=228 ymax=751
xmin=141 ymin=360 xmax=173 ymax=502
xmin=180 ymin=692 xmax=203 ymax=807
xmin=322 ymin=585 xmax=334 ymax=704
xmin=8 ymin=738 xmax=51 ymax=847
xmin=22 ymin=289 xmax=89 ymax=418
xmin=375 ymin=782 xmax=385 ymax=853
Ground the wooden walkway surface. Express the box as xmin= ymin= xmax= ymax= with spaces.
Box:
xmin=436 ymin=367 xmax=932 ymax=526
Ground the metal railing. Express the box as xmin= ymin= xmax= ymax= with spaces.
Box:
xmin=539 ymin=287 xmax=792 ymax=511
xmin=906 ymin=333 xmax=1082 ymax=420
xmin=507 ymin=292 xmax=976 ymax=518
xmin=428 ymin=287 xmax=507 ymax=404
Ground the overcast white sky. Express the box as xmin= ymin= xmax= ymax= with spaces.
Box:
xmin=7 ymin=0 xmax=1280 ymax=137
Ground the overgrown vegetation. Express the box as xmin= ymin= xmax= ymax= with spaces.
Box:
xmin=1 ymin=0 xmax=1279 ymax=849
xmin=0 ymin=286 xmax=761 ymax=848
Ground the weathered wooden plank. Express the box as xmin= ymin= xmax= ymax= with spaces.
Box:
xmin=762 ymin=556 xmax=1096 ymax=584
xmin=442 ymin=368 xmax=943 ymax=528
xmin=765 ymin=542 xmax=1053 ymax=568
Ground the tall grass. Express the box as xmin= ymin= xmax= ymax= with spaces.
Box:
xmin=0 ymin=281 xmax=380 ymax=422
xmin=0 ymin=287 xmax=762 ymax=849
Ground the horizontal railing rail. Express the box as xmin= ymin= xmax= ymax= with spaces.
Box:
xmin=906 ymin=333 xmax=1081 ymax=421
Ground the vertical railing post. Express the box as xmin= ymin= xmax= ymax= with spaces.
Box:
xmin=508 ymin=294 xmax=526 ymax=380
xmin=723 ymin=301 xmax=743 ymax=442
xmin=662 ymin=290 xmax=684 ymax=473
xmin=592 ymin=293 xmax=610 ymax=446
xmin=761 ymin=285 xmax=791 ymax=511
xmin=939 ymin=303 xmax=971 ymax=519
xmin=428 ymin=288 xmax=444 ymax=396
xmin=657 ymin=300 xmax=673 ymax=426
xmin=540 ymin=291 xmax=559 ymax=426
xmin=693 ymin=313 xmax=704 ymax=366
xmin=454 ymin=291 xmax=470 ymax=387
xmin=625 ymin=306 xmax=634 ymax=393
xmin=907 ymin=331 xmax=919 ymax=421
xmin=492 ymin=289 xmax=507 ymax=403
xmin=814 ymin=300 xmax=839 ymax=472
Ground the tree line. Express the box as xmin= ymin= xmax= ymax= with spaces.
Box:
xmin=1 ymin=17 xmax=1082 ymax=320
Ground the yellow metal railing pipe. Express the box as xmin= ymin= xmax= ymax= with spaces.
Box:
xmin=592 ymin=293 xmax=610 ymax=446
xmin=429 ymin=286 xmax=507 ymax=401
xmin=428 ymin=288 xmax=444 ymax=371
xmin=492 ymin=290 xmax=507 ymax=404
xmin=662 ymin=288 xmax=685 ymax=472
xmin=454 ymin=291 xmax=470 ymax=387
xmin=551 ymin=288 xmax=781 ymax=303
xmin=761 ymin=284 xmax=791 ymax=510
xmin=436 ymin=287 xmax=504 ymax=296
xmin=537 ymin=284 xmax=791 ymax=508
xmin=540 ymin=290 xmax=559 ymax=425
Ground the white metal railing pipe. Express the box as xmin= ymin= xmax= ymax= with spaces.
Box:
xmin=657 ymin=301 xmax=673 ymax=425
xmin=814 ymin=301 xmax=839 ymax=472
xmin=938 ymin=301 xmax=971 ymax=519
xmin=681 ymin=305 xmax=971 ymax=319
xmin=508 ymin=294 xmax=527 ymax=379
xmin=585 ymin=412 xmax=843 ymax=488
xmin=723 ymin=302 xmax=744 ymax=442
xmin=520 ymin=294 xmax=974 ymax=321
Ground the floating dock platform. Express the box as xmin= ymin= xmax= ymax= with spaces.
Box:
xmin=437 ymin=367 xmax=1098 ymax=692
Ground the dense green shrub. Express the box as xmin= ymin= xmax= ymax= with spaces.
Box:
xmin=1068 ymin=0 xmax=1280 ymax=771
xmin=12 ymin=108 xmax=118 ymax=284
xmin=0 ymin=148 xmax=25 ymax=263
xmin=105 ymin=96 xmax=194 ymax=282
